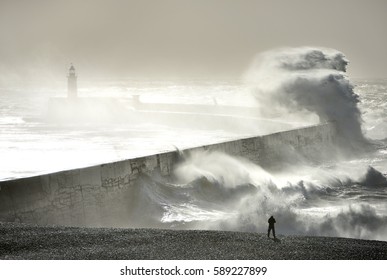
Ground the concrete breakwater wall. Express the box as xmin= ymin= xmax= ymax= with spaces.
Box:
xmin=0 ymin=122 xmax=337 ymax=227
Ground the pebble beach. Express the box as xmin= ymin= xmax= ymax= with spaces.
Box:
xmin=1 ymin=222 xmax=386 ymax=260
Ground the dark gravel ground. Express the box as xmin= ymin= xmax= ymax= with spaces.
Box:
xmin=1 ymin=222 xmax=387 ymax=260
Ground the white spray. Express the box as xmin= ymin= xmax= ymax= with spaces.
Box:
xmin=245 ymin=47 xmax=369 ymax=151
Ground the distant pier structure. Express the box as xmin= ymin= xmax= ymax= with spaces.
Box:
xmin=67 ymin=64 xmax=77 ymax=99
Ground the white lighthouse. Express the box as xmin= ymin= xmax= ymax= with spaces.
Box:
xmin=67 ymin=64 xmax=77 ymax=99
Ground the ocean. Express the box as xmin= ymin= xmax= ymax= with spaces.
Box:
xmin=1 ymin=48 xmax=387 ymax=241
xmin=0 ymin=79 xmax=276 ymax=180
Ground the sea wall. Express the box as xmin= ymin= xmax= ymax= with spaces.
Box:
xmin=0 ymin=122 xmax=337 ymax=227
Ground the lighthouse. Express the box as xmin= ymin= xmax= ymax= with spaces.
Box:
xmin=67 ymin=64 xmax=77 ymax=99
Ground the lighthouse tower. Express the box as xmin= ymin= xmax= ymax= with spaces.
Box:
xmin=67 ymin=64 xmax=77 ymax=99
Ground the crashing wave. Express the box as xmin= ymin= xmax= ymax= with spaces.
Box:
xmin=245 ymin=47 xmax=369 ymax=151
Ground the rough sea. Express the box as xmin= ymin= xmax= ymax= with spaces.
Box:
xmin=1 ymin=48 xmax=387 ymax=241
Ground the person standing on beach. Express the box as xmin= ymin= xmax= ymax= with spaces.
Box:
xmin=268 ymin=216 xmax=276 ymax=238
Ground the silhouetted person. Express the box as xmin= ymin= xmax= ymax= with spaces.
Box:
xmin=268 ymin=216 xmax=276 ymax=238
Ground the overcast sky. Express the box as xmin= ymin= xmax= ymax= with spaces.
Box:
xmin=0 ymin=0 xmax=386 ymax=84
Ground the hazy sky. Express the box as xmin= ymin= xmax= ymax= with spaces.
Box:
xmin=0 ymin=0 xmax=386 ymax=84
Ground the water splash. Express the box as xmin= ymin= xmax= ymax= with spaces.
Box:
xmin=245 ymin=47 xmax=369 ymax=151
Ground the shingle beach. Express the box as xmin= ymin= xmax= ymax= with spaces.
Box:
xmin=1 ymin=222 xmax=386 ymax=260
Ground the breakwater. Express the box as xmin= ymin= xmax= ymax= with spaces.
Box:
xmin=0 ymin=122 xmax=337 ymax=227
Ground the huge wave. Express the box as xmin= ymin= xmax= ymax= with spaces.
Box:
xmin=244 ymin=47 xmax=369 ymax=151
xmin=125 ymin=47 xmax=387 ymax=241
